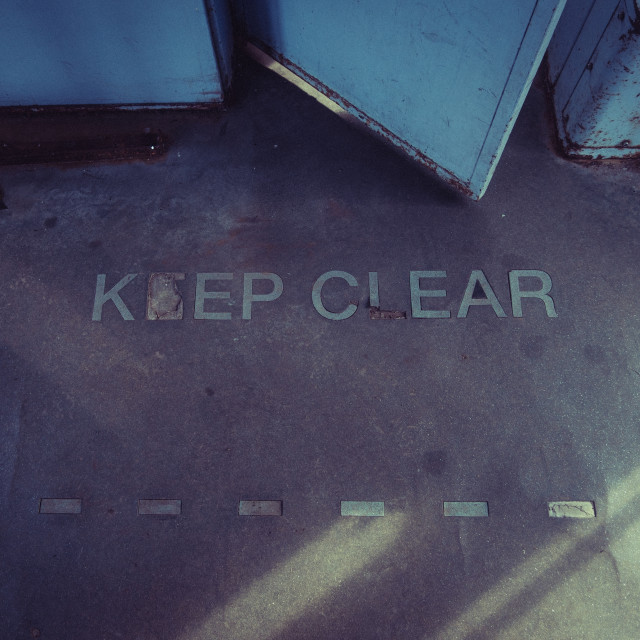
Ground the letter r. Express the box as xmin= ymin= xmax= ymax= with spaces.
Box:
xmin=509 ymin=270 xmax=557 ymax=318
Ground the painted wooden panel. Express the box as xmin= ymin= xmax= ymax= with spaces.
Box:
xmin=548 ymin=0 xmax=640 ymax=158
xmin=236 ymin=0 xmax=566 ymax=198
xmin=0 ymin=0 xmax=232 ymax=107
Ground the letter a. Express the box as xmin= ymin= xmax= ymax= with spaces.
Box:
xmin=457 ymin=270 xmax=506 ymax=318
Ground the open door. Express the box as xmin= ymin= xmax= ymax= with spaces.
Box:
xmin=236 ymin=0 xmax=566 ymax=198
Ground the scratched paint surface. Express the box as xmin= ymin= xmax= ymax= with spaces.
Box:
xmin=0 ymin=59 xmax=639 ymax=639
xmin=237 ymin=0 xmax=566 ymax=197
xmin=548 ymin=0 xmax=640 ymax=157
xmin=0 ymin=0 xmax=231 ymax=106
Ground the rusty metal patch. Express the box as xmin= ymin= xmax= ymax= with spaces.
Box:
xmin=369 ymin=306 xmax=407 ymax=320
xmin=548 ymin=501 xmax=596 ymax=518
xmin=146 ymin=273 xmax=185 ymax=320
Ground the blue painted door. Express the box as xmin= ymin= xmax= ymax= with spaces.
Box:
xmin=0 ymin=0 xmax=232 ymax=107
xmin=236 ymin=0 xmax=567 ymax=198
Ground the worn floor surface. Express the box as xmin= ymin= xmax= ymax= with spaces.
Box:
xmin=1 ymin=57 xmax=640 ymax=640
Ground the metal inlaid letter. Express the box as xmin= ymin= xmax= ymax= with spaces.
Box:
xmin=242 ymin=273 xmax=284 ymax=319
xmin=509 ymin=270 xmax=558 ymax=318
xmin=368 ymin=271 xmax=380 ymax=308
xmin=457 ymin=270 xmax=506 ymax=318
xmin=194 ymin=273 xmax=233 ymax=320
xmin=92 ymin=273 xmax=137 ymax=321
xmin=312 ymin=270 xmax=359 ymax=320
xmin=410 ymin=271 xmax=450 ymax=318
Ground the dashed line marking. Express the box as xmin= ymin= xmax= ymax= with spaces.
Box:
xmin=238 ymin=500 xmax=283 ymax=516
xmin=443 ymin=501 xmax=489 ymax=517
xmin=547 ymin=501 xmax=595 ymax=518
xmin=39 ymin=498 xmax=82 ymax=514
xmin=137 ymin=499 xmax=182 ymax=515
xmin=341 ymin=501 xmax=385 ymax=516
xmin=34 ymin=497 xmax=598 ymax=520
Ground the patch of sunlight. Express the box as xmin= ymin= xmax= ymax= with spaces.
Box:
xmin=432 ymin=465 xmax=640 ymax=640
xmin=432 ymin=520 xmax=598 ymax=640
xmin=245 ymin=42 xmax=357 ymax=122
xmin=611 ymin=517 xmax=640 ymax=579
xmin=181 ymin=512 xmax=407 ymax=640
xmin=607 ymin=464 xmax=640 ymax=517
xmin=494 ymin=550 xmax=630 ymax=640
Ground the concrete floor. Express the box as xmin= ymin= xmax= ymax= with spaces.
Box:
xmin=1 ymin=56 xmax=640 ymax=640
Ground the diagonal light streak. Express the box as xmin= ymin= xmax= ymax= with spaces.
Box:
xmin=433 ymin=465 xmax=640 ymax=640
xmin=182 ymin=512 xmax=407 ymax=640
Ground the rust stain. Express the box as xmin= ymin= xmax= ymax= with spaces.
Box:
xmin=537 ymin=55 xmax=640 ymax=162
xmin=369 ymin=306 xmax=407 ymax=320
xmin=234 ymin=241 xmax=317 ymax=268
xmin=0 ymin=102 xmax=222 ymax=115
xmin=0 ymin=131 xmax=167 ymax=166
xmin=631 ymin=5 xmax=640 ymax=35
xmin=327 ymin=198 xmax=352 ymax=219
